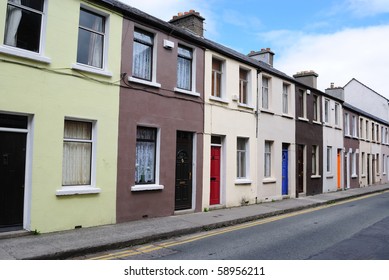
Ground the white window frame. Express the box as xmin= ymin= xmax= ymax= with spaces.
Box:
xmin=312 ymin=145 xmax=319 ymax=176
xmin=313 ymin=94 xmax=320 ymax=123
xmin=352 ymin=115 xmax=357 ymax=137
xmin=298 ymin=89 xmax=307 ymax=120
xmin=236 ymin=137 xmax=249 ymax=180
xmin=282 ymin=83 xmax=289 ymax=115
xmin=210 ymin=56 xmax=227 ymax=102
xmin=334 ymin=103 xmax=340 ymax=127
xmin=0 ymin=0 xmax=50 ymax=63
xmin=128 ymin=26 xmax=161 ymax=88
xmin=327 ymin=146 xmax=332 ymax=174
xmin=131 ymin=126 xmax=163 ymax=191
xmin=72 ymin=4 xmax=112 ymax=77
xmin=56 ymin=118 xmax=100 ymax=196
xmin=264 ymin=141 xmax=273 ymax=179
xmin=352 ymin=152 xmax=357 ymax=178
xmin=261 ymin=76 xmax=271 ymax=110
xmin=359 ymin=118 xmax=364 ymax=139
xmin=239 ymin=67 xmax=250 ymax=106
xmin=345 ymin=113 xmax=350 ymax=136
xmin=324 ymin=98 xmax=330 ymax=124
xmin=174 ymin=44 xmax=200 ymax=97
xmin=361 ymin=152 xmax=365 ymax=176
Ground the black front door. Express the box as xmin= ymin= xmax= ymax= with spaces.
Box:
xmin=296 ymin=144 xmax=304 ymax=197
xmin=0 ymin=132 xmax=27 ymax=229
xmin=175 ymin=131 xmax=193 ymax=211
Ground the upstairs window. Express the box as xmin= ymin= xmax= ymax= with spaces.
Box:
xmin=282 ymin=83 xmax=289 ymax=114
xmin=133 ymin=28 xmax=154 ymax=81
xmin=239 ymin=68 xmax=249 ymax=104
xmin=324 ymin=99 xmax=330 ymax=124
xmin=313 ymin=95 xmax=320 ymax=122
xmin=262 ymin=77 xmax=270 ymax=109
xmin=177 ymin=45 xmax=193 ymax=91
xmin=4 ymin=0 xmax=45 ymax=53
xmin=212 ymin=58 xmax=223 ymax=98
xmin=77 ymin=8 xmax=106 ymax=69
xmin=298 ymin=89 xmax=306 ymax=118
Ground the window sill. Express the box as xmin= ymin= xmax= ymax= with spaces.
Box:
xmin=0 ymin=45 xmax=51 ymax=64
xmin=128 ymin=76 xmax=161 ymax=88
xmin=209 ymin=96 xmax=229 ymax=104
xmin=311 ymin=175 xmax=322 ymax=179
xmin=72 ymin=63 xmax=112 ymax=77
xmin=260 ymin=109 xmax=274 ymax=115
xmin=56 ymin=186 xmax=101 ymax=196
xmin=361 ymin=175 xmax=366 ymax=178
xmin=351 ymin=174 xmax=358 ymax=178
xmin=237 ymin=103 xmax=255 ymax=110
xmin=312 ymin=120 xmax=322 ymax=125
xmin=174 ymin=87 xmax=201 ymax=97
xmin=298 ymin=117 xmax=309 ymax=122
xmin=235 ymin=179 xmax=252 ymax=185
xmin=282 ymin=114 xmax=294 ymax=119
xmin=131 ymin=184 xmax=164 ymax=192
xmin=263 ymin=178 xmax=276 ymax=184
xmin=326 ymin=174 xmax=334 ymax=179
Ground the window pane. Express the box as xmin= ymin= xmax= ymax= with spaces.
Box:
xmin=79 ymin=9 xmax=104 ymax=32
xmin=177 ymin=56 xmax=191 ymax=90
xmin=64 ymin=120 xmax=92 ymax=140
xmin=62 ymin=142 xmax=92 ymax=186
xmin=77 ymin=28 xmax=103 ymax=68
xmin=134 ymin=29 xmax=153 ymax=44
xmin=9 ymin=0 xmax=44 ymax=11
xmin=133 ymin=41 xmax=152 ymax=80
xmin=135 ymin=127 xmax=156 ymax=184
xmin=4 ymin=4 xmax=42 ymax=52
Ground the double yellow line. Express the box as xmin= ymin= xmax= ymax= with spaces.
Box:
xmin=90 ymin=191 xmax=386 ymax=260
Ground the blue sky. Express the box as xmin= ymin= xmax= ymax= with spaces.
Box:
xmin=120 ymin=0 xmax=389 ymax=97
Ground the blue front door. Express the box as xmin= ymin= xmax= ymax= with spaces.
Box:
xmin=282 ymin=149 xmax=288 ymax=195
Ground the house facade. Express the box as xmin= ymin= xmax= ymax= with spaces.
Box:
xmin=293 ymin=71 xmax=323 ymax=196
xmin=0 ymin=0 xmax=122 ymax=232
xmin=343 ymin=79 xmax=389 ymax=187
xmin=116 ymin=9 xmax=205 ymax=222
xmin=322 ymin=86 xmax=344 ymax=192
xmin=202 ymin=49 xmax=257 ymax=209
xmin=251 ymin=50 xmax=296 ymax=202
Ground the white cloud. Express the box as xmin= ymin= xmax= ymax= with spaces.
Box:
xmin=346 ymin=0 xmax=389 ymax=17
xmin=267 ymin=25 xmax=389 ymax=97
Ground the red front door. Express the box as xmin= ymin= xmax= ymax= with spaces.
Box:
xmin=210 ymin=146 xmax=221 ymax=205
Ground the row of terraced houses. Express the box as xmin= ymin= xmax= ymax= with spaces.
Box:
xmin=1 ymin=0 xmax=389 ymax=233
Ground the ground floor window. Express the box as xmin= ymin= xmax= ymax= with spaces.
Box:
xmin=135 ymin=126 xmax=157 ymax=184
xmin=62 ymin=120 xmax=93 ymax=186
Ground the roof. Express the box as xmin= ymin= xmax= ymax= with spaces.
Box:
xmin=95 ymin=0 xmax=338 ymax=96
xmin=343 ymin=102 xmax=389 ymax=125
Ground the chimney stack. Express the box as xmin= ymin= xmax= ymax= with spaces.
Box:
xmin=293 ymin=70 xmax=319 ymax=89
xmin=169 ymin=10 xmax=205 ymax=37
xmin=248 ymin=48 xmax=275 ymax=66
xmin=325 ymin=83 xmax=344 ymax=100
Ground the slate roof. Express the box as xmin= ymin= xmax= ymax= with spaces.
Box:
xmin=95 ymin=0 xmax=336 ymax=94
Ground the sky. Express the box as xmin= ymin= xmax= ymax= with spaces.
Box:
xmin=119 ymin=0 xmax=389 ymax=97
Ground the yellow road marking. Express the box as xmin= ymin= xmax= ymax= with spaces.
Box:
xmin=89 ymin=191 xmax=387 ymax=260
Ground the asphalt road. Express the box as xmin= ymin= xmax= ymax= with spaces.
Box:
xmin=86 ymin=192 xmax=389 ymax=260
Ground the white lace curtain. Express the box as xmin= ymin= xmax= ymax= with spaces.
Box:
xmin=132 ymin=30 xmax=152 ymax=80
xmin=4 ymin=0 xmax=22 ymax=47
xmin=135 ymin=127 xmax=156 ymax=184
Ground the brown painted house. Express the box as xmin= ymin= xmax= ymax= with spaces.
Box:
xmin=294 ymin=71 xmax=324 ymax=196
xmin=116 ymin=8 xmax=205 ymax=222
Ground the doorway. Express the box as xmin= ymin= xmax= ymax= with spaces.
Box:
xmin=282 ymin=144 xmax=289 ymax=195
xmin=175 ymin=131 xmax=193 ymax=211
xmin=0 ymin=114 xmax=28 ymax=230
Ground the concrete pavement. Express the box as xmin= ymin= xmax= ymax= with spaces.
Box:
xmin=1 ymin=184 xmax=388 ymax=260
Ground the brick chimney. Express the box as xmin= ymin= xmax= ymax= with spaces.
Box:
xmin=248 ymin=48 xmax=275 ymax=66
xmin=293 ymin=70 xmax=319 ymax=89
xmin=169 ymin=10 xmax=205 ymax=37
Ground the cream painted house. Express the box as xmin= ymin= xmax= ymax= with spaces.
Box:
xmin=0 ymin=0 xmax=122 ymax=233
xmin=254 ymin=58 xmax=296 ymax=201
xmin=202 ymin=49 xmax=258 ymax=209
